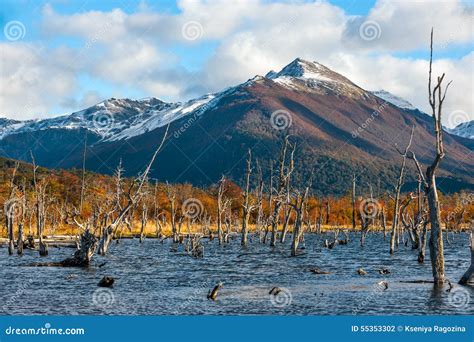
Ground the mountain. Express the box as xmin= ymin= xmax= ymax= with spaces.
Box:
xmin=1 ymin=58 xmax=473 ymax=195
xmin=370 ymin=90 xmax=416 ymax=110
xmin=446 ymin=120 xmax=474 ymax=140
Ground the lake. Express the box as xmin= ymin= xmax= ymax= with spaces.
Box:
xmin=0 ymin=232 xmax=472 ymax=315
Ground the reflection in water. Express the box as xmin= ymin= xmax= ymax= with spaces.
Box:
xmin=0 ymin=232 xmax=472 ymax=315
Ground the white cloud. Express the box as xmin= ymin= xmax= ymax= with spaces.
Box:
xmin=0 ymin=43 xmax=78 ymax=120
xmin=1 ymin=0 xmax=472 ymax=128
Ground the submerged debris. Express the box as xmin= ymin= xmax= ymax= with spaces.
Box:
xmin=269 ymin=287 xmax=282 ymax=296
xmin=98 ymin=276 xmax=115 ymax=288
xmin=310 ymin=268 xmax=332 ymax=275
xmin=207 ymin=282 xmax=223 ymax=300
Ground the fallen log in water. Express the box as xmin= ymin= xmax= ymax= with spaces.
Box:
xmin=28 ymin=229 xmax=97 ymax=268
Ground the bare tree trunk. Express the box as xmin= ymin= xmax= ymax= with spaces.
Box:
xmin=140 ymin=201 xmax=148 ymax=243
xmin=325 ymin=200 xmax=330 ymax=226
xmin=270 ymin=136 xmax=292 ymax=247
xmin=7 ymin=212 xmax=14 ymax=255
xmin=80 ymin=132 xmax=87 ymax=211
xmin=352 ymin=174 xmax=356 ymax=231
xmin=17 ymin=223 xmax=24 ymax=256
xmin=418 ymin=221 xmax=428 ymax=263
xmin=425 ymin=29 xmax=450 ymax=285
xmin=241 ymin=150 xmax=254 ymax=246
xmin=459 ymin=227 xmax=473 ymax=285
xmin=389 ymin=127 xmax=414 ymax=254
xmin=427 ymin=174 xmax=445 ymax=283
xmin=381 ymin=209 xmax=387 ymax=240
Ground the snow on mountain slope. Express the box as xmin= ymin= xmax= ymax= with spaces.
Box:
xmin=0 ymin=97 xmax=195 ymax=142
xmin=371 ymin=90 xmax=416 ymax=110
xmin=266 ymin=58 xmax=366 ymax=98
xmin=446 ymin=120 xmax=474 ymax=139
xmin=2 ymin=57 xmax=470 ymax=145
xmin=108 ymin=94 xmax=217 ymax=141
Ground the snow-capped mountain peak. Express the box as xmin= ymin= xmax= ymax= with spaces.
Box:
xmin=266 ymin=58 xmax=365 ymax=98
xmin=446 ymin=120 xmax=474 ymax=139
xmin=371 ymin=90 xmax=416 ymax=110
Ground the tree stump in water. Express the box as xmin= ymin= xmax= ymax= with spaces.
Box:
xmin=25 ymin=235 xmax=35 ymax=249
xmin=39 ymin=241 xmax=49 ymax=256
xmin=60 ymin=229 xmax=97 ymax=267
xmin=98 ymin=276 xmax=115 ymax=288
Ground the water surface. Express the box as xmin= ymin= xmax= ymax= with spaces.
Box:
xmin=0 ymin=232 xmax=472 ymax=315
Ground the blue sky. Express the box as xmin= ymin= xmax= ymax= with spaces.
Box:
xmin=0 ymin=0 xmax=472 ymax=127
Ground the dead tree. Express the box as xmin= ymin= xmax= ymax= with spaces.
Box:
xmin=380 ymin=208 xmax=387 ymax=240
xmin=80 ymin=132 xmax=87 ymax=211
xmin=325 ymin=200 xmax=330 ymax=226
xmin=217 ymin=176 xmax=230 ymax=245
xmin=17 ymin=186 xmax=26 ymax=256
xmin=241 ymin=149 xmax=256 ymax=246
xmin=166 ymin=183 xmax=178 ymax=243
xmin=262 ymin=164 xmax=274 ymax=244
xmin=280 ymin=173 xmax=293 ymax=243
xmin=254 ymin=161 xmax=265 ymax=236
xmin=352 ymin=173 xmax=356 ymax=231
xmin=152 ymin=181 xmax=164 ymax=238
xmin=97 ymin=124 xmax=169 ymax=255
xmin=389 ymin=126 xmax=414 ymax=254
xmin=61 ymin=221 xmax=97 ymax=267
xmin=400 ymin=193 xmax=418 ymax=249
xmin=270 ymin=136 xmax=294 ymax=246
xmin=5 ymin=162 xmax=19 ymax=255
xmin=139 ymin=196 xmax=148 ymax=243
xmin=459 ymin=226 xmax=474 ymax=285
xmin=30 ymin=152 xmax=49 ymax=256
xmin=290 ymin=183 xmax=311 ymax=256
xmin=426 ymin=29 xmax=451 ymax=284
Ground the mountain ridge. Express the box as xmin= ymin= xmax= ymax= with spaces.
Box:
xmin=1 ymin=58 xmax=472 ymax=195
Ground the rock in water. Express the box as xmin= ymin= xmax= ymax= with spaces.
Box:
xmin=377 ymin=281 xmax=389 ymax=290
xmin=310 ymin=268 xmax=332 ymax=275
xmin=378 ymin=268 xmax=391 ymax=275
xmin=98 ymin=276 xmax=115 ymax=288
xmin=269 ymin=287 xmax=282 ymax=295
xmin=207 ymin=282 xmax=223 ymax=300
xmin=357 ymin=268 xmax=368 ymax=276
